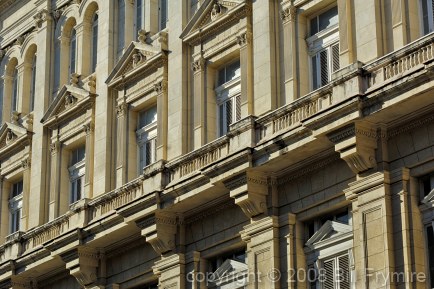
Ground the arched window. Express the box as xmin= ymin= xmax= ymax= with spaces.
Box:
xmin=53 ymin=38 xmax=61 ymax=98
xmin=30 ymin=54 xmax=37 ymax=111
xmin=11 ymin=68 xmax=18 ymax=112
xmin=91 ymin=13 xmax=98 ymax=73
xmin=69 ymin=28 xmax=77 ymax=78
xmin=117 ymin=0 xmax=125 ymax=60
xmin=134 ymin=0 xmax=145 ymax=38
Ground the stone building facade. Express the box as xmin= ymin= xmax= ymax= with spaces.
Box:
xmin=0 ymin=0 xmax=433 ymax=288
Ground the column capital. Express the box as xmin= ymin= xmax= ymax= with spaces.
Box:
xmin=237 ymin=31 xmax=252 ymax=47
xmin=192 ymin=57 xmax=205 ymax=73
xmin=21 ymin=157 xmax=31 ymax=170
xmin=327 ymin=122 xmax=377 ymax=174
xmin=50 ymin=141 xmax=61 ymax=155
xmin=116 ymin=103 xmax=128 ymax=118
xmin=154 ymin=80 xmax=167 ymax=95
xmin=83 ymin=122 xmax=95 ymax=135
xmin=224 ymin=171 xmax=269 ymax=218
xmin=33 ymin=9 xmax=52 ymax=29
xmin=281 ymin=5 xmax=297 ymax=23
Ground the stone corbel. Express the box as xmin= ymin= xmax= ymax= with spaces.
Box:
xmin=137 ymin=212 xmax=177 ymax=255
xmin=224 ymin=171 xmax=268 ymax=218
xmin=327 ymin=122 xmax=377 ymax=174
xmin=61 ymin=247 xmax=100 ymax=288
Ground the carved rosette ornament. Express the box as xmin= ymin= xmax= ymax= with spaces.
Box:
xmin=281 ymin=5 xmax=297 ymax=24
xmin=192 ymin=58 xmax=205 ymax=73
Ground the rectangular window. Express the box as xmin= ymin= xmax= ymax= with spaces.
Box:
xmin=421 ymin=0 xmax=434 ymax=35
xmin=117 ymin=0 xmax=126 ymax=61
xmin=69 ymin=146 xmax=86 ymax=203
xmin=135 ymin=0 xmax=145 ymax=38
xmin=159 ymin=0 xmax=168 ymax=31
xmin=308 ymin=6 xmax=340 ymax=91
xmin=9 ymin=180 xmax=23 ymax=234
xmin=137 ymin=106 xmax=158 ymax=171
xmin=427 ymin=225 xmax=434 ymax=288
xmin=217 ymin=60 xmax=240 ymax=86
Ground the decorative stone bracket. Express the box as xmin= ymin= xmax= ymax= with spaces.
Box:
xmin=60 ymin=247 xmax=100 ymax=288
xmin=327 ymin=122 xmax=377 ymax=174
xmin=137 ymin=212 xmax=177 ymax=255
xmin=224 ymin=171 xmax=268 ymax=218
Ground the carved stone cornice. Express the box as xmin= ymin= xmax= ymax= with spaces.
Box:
xmin=327 ymin=122 xmax=377 ymax=174
xmin=192 ymin=57 xmax=205 ymax=73
xmin=281 ymin=5 xmax=297 ymax=23
xmin=137 ymin=212 xmax=177 ymax=255
xmin=224 ymin=171 xmax=269 ymax=218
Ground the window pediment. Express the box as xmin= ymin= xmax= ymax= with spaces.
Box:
xmin=41 ymin=85 xmax=95 ymax=129
xmin=181 ymin=0 xmax=248 ymax=45
xmin=0 ymin=122 xmax=32 ymax=157
xmin=422 ymin=188 xmax=434 ymax=205
xmin=209 ymin=259 xmax=248 ymax=288
xmin=106 ymin=36 xmax=168 ymax=90
xmin=305 ymin=220 xmax=352 ymax=250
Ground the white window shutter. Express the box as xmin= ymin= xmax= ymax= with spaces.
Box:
xmin=320 ymin=50 xmax=329 ymax=86
xmin=338 ymin=254 xmax=350 ymax=289
xmin=323 ymin=259 xmax=335 ymax=289
xmin=332 ymin=43 xmax=340 ymax=73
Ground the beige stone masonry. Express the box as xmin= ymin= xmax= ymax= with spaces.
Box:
xmin=153 ymin=253 xmax=186 ymax=289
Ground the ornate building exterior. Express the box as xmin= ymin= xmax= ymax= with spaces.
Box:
xmin=0 ymin=0 xmax=433 ymax=288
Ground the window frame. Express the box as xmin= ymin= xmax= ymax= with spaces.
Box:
xmin=215 ymin=60 xmax=241 ymax=137
xmin=68 ymin=146 xmax=86 ymax=204
xmin=9 ymin=180 xmax=23 ymax=234
xmin=136 ymin=106 xmax=158 ymax=172
xmin=420 ymin=0 xmax=434 ymax=36
xmin=306 ymin=6 xmax=340 ymax=91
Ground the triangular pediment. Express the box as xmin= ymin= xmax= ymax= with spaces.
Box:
xmin=422 ymin=188 xmax=434 ymax=204
xmin=209 ymin=259 xmax=248 ymax=287
xmin=106 ymin=40 xmax=165 ymax=89
xmin=305 ymin=221 xmax=352 ymax=249
xmin=181 ymin=0 xmax=246 ymax=44
xmin=0 ymin=122 xmax=31 ymax=156
xmin=41 ymin=84 xmax=95 ymax=128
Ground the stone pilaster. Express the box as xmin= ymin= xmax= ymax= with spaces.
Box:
xmin=61 ymin=247 xmax=102 ymax=289
xmin=224 ymin=171 xmax=268 ymax=218
xmin=115 ymin=102 xmax=128 ymax=187
xmin=49 ymin=139 xmax=61 ymax=220
xmin=281 ymin=3 xmax=298 ymax=103
xmin=153 ymin=253 xmax=186 ymax=289
xmin=344 ymin=171 xmax=395 ymax=289
xmin=328 ymin=122 xmax=377 ymax=174
xmin=83 ymin=122 xmax=95 ymax=198
xmin=20 ymin=157 xmax=31 ymax=231
xmin=0 ymin=176 xmax=8 ymax=240
xmin=237 ymin=30 xmax=254 ymax=117
xmin=192 ymin=57 xmax=206 ymax=149
xmin=155 ymin=80 xmax=168 ymax=161
xmin=241 ymin=216 xmax=280 ymax=289
xmin=338 ymin=0 xmax=355 ymax=66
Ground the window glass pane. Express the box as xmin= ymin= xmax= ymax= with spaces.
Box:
xmin=117 ymin=0 xmax=125 ymax=60
xmin=30 ymin=55 xmax=37 ymax=111
xmin=423 ymin=0 xmax=430 ymax=35
xmin=71 ymin=146 xmax=86 ymax=165
xmin=139 ymin=106 xmax=157 ymax=128
xmin=318 ymin=6 xmax=338 ymax=32
xmin=226 ymin=60 xmax=240 ymax=81
xmin=12 ymin=68 xmax=18 ymax=112
xmin=70 ymin=29 xmax=76 ymax=76
xmin=53 ymin=40 xmax=61 ymax=96
xmin=310 ymin=17 xmax=318 ymax=36
xmin=136 ymin=0 xmax=144 ymax=36
xmin=159 ymin=0 xmax=168 ymax=30
xmin=12 ymin=181 xmax=23 ymax=197
xmin=91 ymin=14 xmax=98 ymax=73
